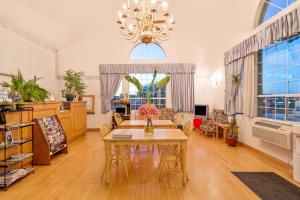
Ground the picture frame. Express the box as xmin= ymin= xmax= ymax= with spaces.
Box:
xmin=82 ymin=95 xmax=95 ymax=114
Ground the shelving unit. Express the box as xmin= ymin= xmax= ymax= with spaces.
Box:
xmin=33 ymin=115 xmax=68 ymax=165
xmin=0 ymin=108 xmax=34 ymax=191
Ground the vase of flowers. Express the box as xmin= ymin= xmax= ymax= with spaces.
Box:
xmin=138 ymin=104 xmax=160 ymax=135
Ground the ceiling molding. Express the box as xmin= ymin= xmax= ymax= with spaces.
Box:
xmin=0 ymin=18 xmax=57 ymax=53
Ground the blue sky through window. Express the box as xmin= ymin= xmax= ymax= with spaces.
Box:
xmin=261 ymin=0 xmax=297 ymax=23
xmin=130 ymin=43 xmax=166 ymax=60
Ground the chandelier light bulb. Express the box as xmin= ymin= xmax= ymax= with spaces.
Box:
xmin=162 ymin=1 xmax=168 ymax=10
xmin=117 ymin=0 xmax=174 ymax=44
xmin=118 ymin=11 xmax=123 ymax=18
xmin=129 ymin=24 xmax=133 ymax=31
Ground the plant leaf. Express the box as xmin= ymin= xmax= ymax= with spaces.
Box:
xmin=151 ymin=70 xmax=157 ymax=86
xmin=156 ymin=76 xmax=170 ymax=89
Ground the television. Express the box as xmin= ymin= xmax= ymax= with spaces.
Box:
xmin=195 ymin=105 xmax=209 ymax=119
xmin=115 ymin=107 xmax=126 ymax=115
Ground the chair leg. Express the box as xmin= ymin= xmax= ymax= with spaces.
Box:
xmin=159 ymin=155 xmax=167 ymax=180
xmin=158 ymin=153 xmax=165 ymax=170
xmin=123 ymin=157 xmax=129 ymax=180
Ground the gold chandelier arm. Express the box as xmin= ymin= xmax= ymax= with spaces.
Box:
xmin=117 ymin=0 xmax=174 ymax=44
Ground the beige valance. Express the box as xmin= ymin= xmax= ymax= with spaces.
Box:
xmin=224 ymin=8 xmax=300 ymax=65
xmin=99 ymin=63 xmax=196 ymax=74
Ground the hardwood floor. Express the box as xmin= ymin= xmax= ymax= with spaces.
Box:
xmin=0 ymin=130 xmax=298 ymax=200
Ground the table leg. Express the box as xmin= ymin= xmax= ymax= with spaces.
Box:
xmin=224 ymin=128 xmax=228 ymax=143
xmin=104 ymin=142 xmax=112 ymax=184
xmin=216 ymin=126 xmax=219 ymax=139
xmin=181 ymin=142 xmax=188 ymax=185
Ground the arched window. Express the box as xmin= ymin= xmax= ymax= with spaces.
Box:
xmin=130 ymin=43 xmax=166 ymax=60
xmin=257 ymin=0 xmax=300 ymax=122
xmin=259 ymin=0 xmax=297 ymax=24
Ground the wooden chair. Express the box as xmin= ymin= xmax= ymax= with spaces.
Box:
xmin=158 ymin=120 xmax=193 ymax=183
xmin=100 ymin=122 xmax=131 ymax=180
xmin=114 ymin=113 xmax=123 ymax=128
xmin=173 ymin=113 xmax=181 ymax=128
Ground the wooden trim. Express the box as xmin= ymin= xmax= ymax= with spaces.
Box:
xmin=87 ymin=128 xmax=99 ymax=132
xmin=239 ymin=141 xmax=289 ymax=168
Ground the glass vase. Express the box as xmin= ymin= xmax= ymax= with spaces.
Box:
xmin=144 ymin=118 xmax=154 ymax=136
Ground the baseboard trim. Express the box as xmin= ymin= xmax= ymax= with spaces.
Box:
xmin=87 ymin=128 xmax=99 ymax=132
xmin=239 ymin=142 xmax=289 ymax=168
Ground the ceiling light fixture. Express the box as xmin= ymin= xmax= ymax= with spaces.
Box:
xmin=117 ymin=0 xmax=175 ymax=44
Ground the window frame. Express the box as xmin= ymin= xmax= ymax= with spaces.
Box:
xmin=258 ymin=0 xmax=297 ymax=25
xmin=111 ymin=74 xmax=168 ymax=111
xmin=257 ymin=35 xmax=300 ymax=122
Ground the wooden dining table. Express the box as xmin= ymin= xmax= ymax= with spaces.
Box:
xmin=102 ymin=128 xmax=189 ymax=185
xmin=119 ymin=120 xmax=176 ymax=129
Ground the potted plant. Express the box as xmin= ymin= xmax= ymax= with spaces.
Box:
xmin=62 ymin=69 xmax=87 ymax=101
xmin=227 ymin=115 xmax=239 ymax=147
xmin=125 ymin=70 xmax=170 ymax=135
xmin=9 ymin=71 xmax=49 ymax=103
xmin=0 ymin=81 xmax=12 ymax=110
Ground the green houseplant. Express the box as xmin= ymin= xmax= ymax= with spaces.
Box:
xmin=125 ymin=70 xmax=170 ymax=104
xmin=226 ymin=73 xmax=241 ymax=147
xmin=9 ymin=71 xmax=49 ymax=103
xmin=227 ymin=116 xmax=239 ymax=146
xmin=62 ymin=69 xmax=87 ymax=101
xmin=125 ymin=70 xmax=170 ymax=135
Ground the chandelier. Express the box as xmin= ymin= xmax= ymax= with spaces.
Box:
xmin=117 ymin=0 xmax=175 ymax=44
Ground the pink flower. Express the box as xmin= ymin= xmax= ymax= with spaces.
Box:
xmin=138 ymin=104 xmax=160 ymax=120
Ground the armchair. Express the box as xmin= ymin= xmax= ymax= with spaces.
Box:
xmin=200 ymin=109 xmax=228 ymax=137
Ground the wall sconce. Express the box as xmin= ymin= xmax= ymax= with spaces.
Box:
xmin=210 ymin=72 xmax=223 ymax=86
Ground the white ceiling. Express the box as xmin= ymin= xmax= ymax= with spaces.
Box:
xmin=0 ymin=0 xmax=261 ymax=50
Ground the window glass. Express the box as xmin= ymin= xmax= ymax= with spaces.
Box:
xmin=130 ymin=43 xmax=166 ymax=60
xmin=260 ymin=0 xmax=297 ymax=24
xmin=257 ymin=35 xmax=300 ymax=122
xmin=129 ymin=73 xmax=167 ymax=110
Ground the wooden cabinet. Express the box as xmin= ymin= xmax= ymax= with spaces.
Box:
xmin=70 ymin=102 xmax=87 ymax=140
xmin=24 ymin=102 xmax=87 ymax=143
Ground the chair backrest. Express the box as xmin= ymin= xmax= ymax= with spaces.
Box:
xmin=159 ymin=108 xmax=174 ymax=120
xmin=213 ymin=109 xmax=228 ymax=124
xmin=114 ymin=113 xmax=123 ymax=126
xmin=173 ymin=113 xmax=181 ymax=126
xmin=183 ymin=120 xmax=193 ymax=137
xmin=100 ymin=122 xmax=111 ymax=139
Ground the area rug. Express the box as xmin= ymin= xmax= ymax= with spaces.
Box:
xmin=232 ymin=172 xmax=300 ymax=200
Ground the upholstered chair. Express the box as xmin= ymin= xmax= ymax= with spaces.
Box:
xmin=159 ymin=108 xmax=174 ymax=120
xmin=200 ymin=109 xmax=228 ymax=137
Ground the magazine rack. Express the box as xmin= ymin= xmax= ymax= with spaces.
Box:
xmin=0 ymin=107 xmax=34 ymax=191
xmin=33 ymin=115 xmax=68 ymax=165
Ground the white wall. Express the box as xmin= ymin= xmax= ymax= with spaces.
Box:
xmin=0 ymin=25 xmax=58 ymax=97
xmin=57 ymin=0 xmax=260 ymax=128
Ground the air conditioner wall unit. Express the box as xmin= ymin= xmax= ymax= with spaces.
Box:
xmin=252 ymin=118 xmax=293 ymax=150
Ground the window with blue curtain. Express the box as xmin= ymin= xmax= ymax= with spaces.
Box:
xmin=260 ymin=0 xmax=297 ymax=24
